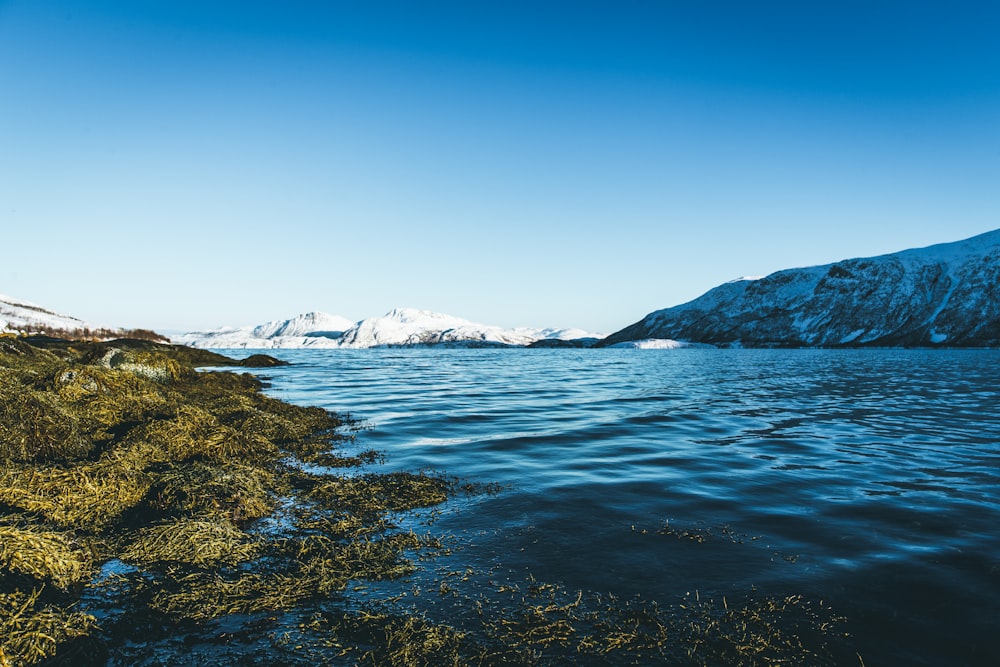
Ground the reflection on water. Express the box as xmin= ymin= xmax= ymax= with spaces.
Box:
xmin=238 ymin=348 xmax=1000 ymax=665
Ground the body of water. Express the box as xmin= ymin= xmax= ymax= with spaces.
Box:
xmin=233 ymin=347 xmax=999 ymax=665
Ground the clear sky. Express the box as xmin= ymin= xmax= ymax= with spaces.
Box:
xmin=2 ymin=1 xmax=998 ymax=333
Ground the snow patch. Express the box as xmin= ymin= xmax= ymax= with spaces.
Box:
xmin=607 ymin=339 xmax=707 ymax=349
xmin=839 ymin=329 xmax=865 ymax=344
xmin=251 ymin=312 xmax=355 ymax=339
xmin=0 ymin=293 xmax=91 ymax=333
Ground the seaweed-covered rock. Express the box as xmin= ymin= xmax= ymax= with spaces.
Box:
xmin=0 ymin=375 xmax=92 ymax=461
xmin=0 ymin=524 xmax=92 ymax=589
xmin=0 ymin=589 xmax=96 ymax=666
xmin=239 ymin=353 xmax=289 ymax=367
xmin=0 ymin=335 xmax=455 ymax=664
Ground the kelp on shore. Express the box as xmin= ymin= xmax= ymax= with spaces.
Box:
xmin=0 ymin=336 xmax=454 ymax=665
xmin=0 ymin=335 xmax=853 ymax=666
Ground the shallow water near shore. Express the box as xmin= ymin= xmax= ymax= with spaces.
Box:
xmin=225 ymin=347 xmax=1000 ymax=665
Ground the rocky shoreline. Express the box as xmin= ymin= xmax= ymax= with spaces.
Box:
xmin=0 ymin=336 xmax=456 ymax=665
xmin=1 ymin=336 xmax=853 ymax=666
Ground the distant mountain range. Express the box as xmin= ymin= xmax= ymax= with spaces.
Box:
xmin=173 ymin=308 xmax=604 ymax=349
xmin=7 ymin=229 xmax=999 ymax=349
xmin=602 ymin=228 xmax=1000 ymax=348
xmin=171 ymin=312 xmax=356 ymax=349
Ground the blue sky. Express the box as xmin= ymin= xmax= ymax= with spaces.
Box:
xmin=2 ymin=1 xmax=998 ymax=333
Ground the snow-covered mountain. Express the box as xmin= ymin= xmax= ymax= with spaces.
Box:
xmin=336 ymin=308 xmax=597 ymax=348
xmin=601 ymin=229 xmax=1000 ymax=348
xmin=1 ymin=293 xmax=90 ymax=334
xmin=172 ymin=312 xmax=356 ymax=349
xmin=175 ymin=308 xmax=602 ymax=349
xmin=251 ymin=312 xmax=355 ymax=340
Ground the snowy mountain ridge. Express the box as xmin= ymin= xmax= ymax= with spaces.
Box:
xmin=1 ymin=293 xmax=90 ymax=333
xmin=171 ymin=312 xmax=353 ymax=349
xmin=175 ymin=307 xmax=603 ymax=349
xmin=251 ymin=312 xmax=355 ymax=339
xmin=602 ymin=228 xmax=1000 ymax=348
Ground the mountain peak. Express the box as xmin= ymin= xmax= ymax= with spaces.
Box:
xmin=251 ymin=312 xmax=355 ymax=339
xmin=602 ymin=229 xmax=1000 ymax=348
xmin=176 ymin=308 xmax=602 ymax=349
xmin=382 ymin=308 xmax=466 ymax=324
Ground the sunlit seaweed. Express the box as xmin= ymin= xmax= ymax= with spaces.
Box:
xmin=53 ymin=364 xmax=171 ymax=442
xmin=149 ymin=568 xmax=313 ymax=621
xmin=145 ymin=461 xmax=277 ymax=522
xmin=120 ymin=404 xmax=279 ymax=465
xmin=0 ymin=373 xmax=91 ymax=462
xmin=0 ymin=524 xmax=92 ymax=590
xmin=308 ymin=472 xmax=451 ymax=519
xmin=0 ymin=588 xmax=95 ymax=666
xmin=0 ymin=462 xmax=151 ymax=531
xmin=120 ymin=517 xmax=261 ymax=568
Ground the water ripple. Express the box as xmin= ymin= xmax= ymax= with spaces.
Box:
xmin=243 ymin=347 xmax=1000 ymax=666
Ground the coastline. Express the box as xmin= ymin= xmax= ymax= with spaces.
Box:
xmin=0 ymin=336 xmax=456 ymax=665
xmin=1 ymin=337 xmax=854 ymax=665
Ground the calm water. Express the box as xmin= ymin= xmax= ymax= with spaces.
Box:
xmin=233 ymin=348 xmax=999 ymax=665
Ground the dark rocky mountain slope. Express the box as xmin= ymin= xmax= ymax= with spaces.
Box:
xmin=601 ymin=229 xmax=1000 ymax=347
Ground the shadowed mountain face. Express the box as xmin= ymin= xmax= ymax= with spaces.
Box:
xmin=602 ymin=229 xmax=1000 ymax=348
